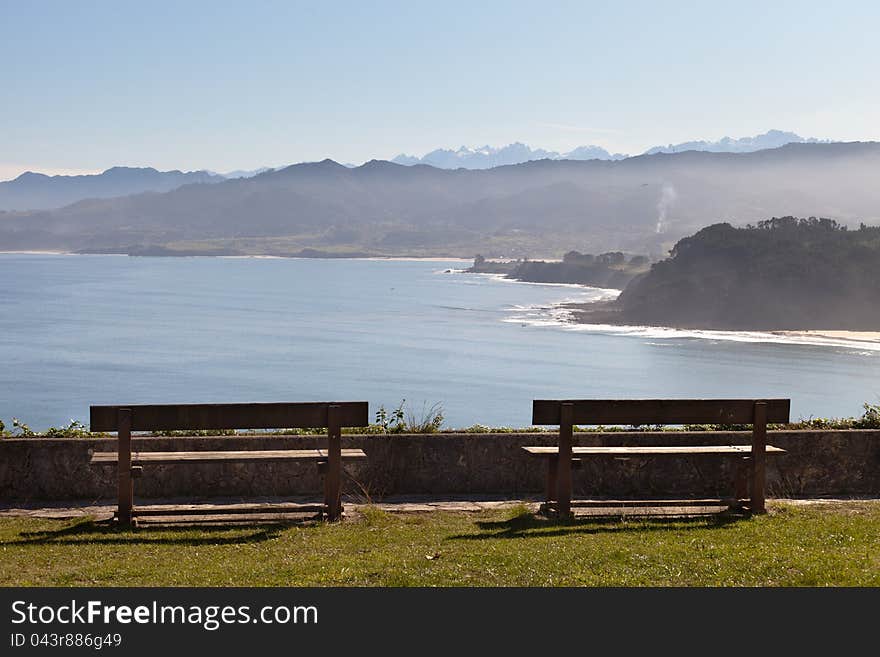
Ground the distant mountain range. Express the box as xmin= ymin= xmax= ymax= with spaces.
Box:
xmin=0 ymin=167 xmax=223 ymax=211
xmin=391 ymin=143 xmax=628 ymax=168
xmin=392 ymin=130 xmax=829 ymax=169
xmin=2 ymin=142 xmax=878 ymax=259
xmin=0 ymin=130 xmax=834 ymax=212
xmin=643 ymin=129 xmax=829 ymax=155
xmin=0 ymin=166 xmax=279 ymax=212
xmin=215 ymin=167 xmax=275 ymax=179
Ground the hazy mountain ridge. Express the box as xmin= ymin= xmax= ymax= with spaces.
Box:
xmin=0 ymin=166 xmax=223 ymax=211
xmin=2 ymin=142 xmax=879 ymax=258
xmin=643 ymin=129 xmax=828 ymax=155
xmin=0 ymin=130 xmax=831 ymax=211
xmin=392 ymin=142 xmax=628 ymax=168
xmin=215 ymin=167 xmax=276 ymax=179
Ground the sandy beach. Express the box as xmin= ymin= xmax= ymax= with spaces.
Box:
xmin=777 ymin=330 xmax=880 ymax=344
xmin=554 ymin=300 xmax=880 ymax=349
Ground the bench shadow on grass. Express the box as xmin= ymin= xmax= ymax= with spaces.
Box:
xmin=450 ymin=510 xmax=746 ymax=541
xmin=9 ymin=517 xmax=313 ymax=547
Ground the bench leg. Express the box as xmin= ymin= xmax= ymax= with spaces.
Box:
xmin=733 ymin=458 xmax=749 ymax=509
xmin=116 ymin=408 xmax=133 ymax=528
xmin=315 ymin=461 xmax=328 ymax=520
xmin=750 ymin=402 xmax=767 ymax=514
xmin=545 ymin=457 xmax=558 ymax=504
xmin=324 ymin=405 xmax=343 ymax=521
xmin=556 ymin=403 xmax=574 ymax=518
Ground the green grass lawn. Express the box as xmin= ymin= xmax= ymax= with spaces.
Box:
xmin=1 ymin=502 xmax=878 ymax=586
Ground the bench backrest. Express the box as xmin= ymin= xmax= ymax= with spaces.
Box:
xmin=532 ymin=399 xmax=790 ymax=426
xmin=90 ymin=401 xmax=370 ymax=432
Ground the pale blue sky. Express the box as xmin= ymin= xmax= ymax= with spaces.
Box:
xmin=1 ymin=0 xmax=878 ymax=179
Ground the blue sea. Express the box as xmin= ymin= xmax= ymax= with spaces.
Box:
xmin=1 ymin=253 xmax=878 ymax=430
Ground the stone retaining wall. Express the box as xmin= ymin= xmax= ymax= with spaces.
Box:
xmin=0 ymin=430 xmax=878 ymax=501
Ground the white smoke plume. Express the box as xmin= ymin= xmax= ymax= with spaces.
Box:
xmin=655 ymin=184 xmax=678 ymax=233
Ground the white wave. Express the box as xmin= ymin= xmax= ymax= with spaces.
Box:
xmin=502 ymin=289 xmax=619 ymax=318
xmin=506 ymin=301 xmax=880 ymax=352
xmin=471 ymin=272 xmax=509 ymax=282
xmin=459 ymin=270 xmax=624 ymax=293
xmin=564 ymin=323 xmax=880 ymax=351
xmin=503 ymin=303 xmax=577 ymax=327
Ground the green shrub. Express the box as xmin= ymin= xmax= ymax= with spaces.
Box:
xmin=374 ymin=400 xmax=407 ymax=433
xmin=461 ymin=424 xmax=491 ymax=433
xmin=44 ymin=420 xmax=92 ymax=438
xmin=406 ymin=401 xmax=444 ymax=433
xmin=153 ymin=429 xmax=237 ymax=437
xmin=2 ymin=400 xmax=879 ymax=437
xmin=853 ymin=403 xmax=880 ymax=429
xmin=373 ymin=399 xmax=444 ymax=433
xmin=11 ymin=418 xmax=34 ymax=437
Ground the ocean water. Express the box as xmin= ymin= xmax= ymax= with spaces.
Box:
xmin=0 ymin=253 xmax=877 ymax=430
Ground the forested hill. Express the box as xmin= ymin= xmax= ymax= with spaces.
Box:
xmin=606 ymin=217 xmax=880 ymax=329
xmin=468 ymin=251 xmax=649 ymax=288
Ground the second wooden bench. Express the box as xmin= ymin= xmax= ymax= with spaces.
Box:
xmin=524 ymin=398 xmax=790 ymax=516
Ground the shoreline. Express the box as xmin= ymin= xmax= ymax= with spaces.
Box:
xmin=560 ymin=300 xmax=880 ymax=344
xmin=359 ymin=256 xmax=472 ymax=262
xmin=0 ymin=250 xmax=72 ymax=255
xmin=474 ymin=271 xmax=623 ymax=292
xmin=511 ymin=299 xmax=880 ymax=349
xmin=3 ymin=251 xmax=878 ymax=344
xmin=0 ymin=250 xmax=471 ymax=262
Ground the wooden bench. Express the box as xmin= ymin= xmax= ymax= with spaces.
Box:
xmin=89 ymin=401 xmax=369 ymax=526
xmin=524 ymin=399 xmax=790 ymax=516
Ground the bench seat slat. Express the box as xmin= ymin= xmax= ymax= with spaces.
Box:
xmin=522 ymin=445 xmax=785 ymax=456
xmin=131 ymin=503 xmax=327 ymax=516
xmin=90 ymin=448 xmax=367 ymax=465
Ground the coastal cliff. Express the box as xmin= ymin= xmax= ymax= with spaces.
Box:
xmin=568 ymin=217 xmax=880 ymax=330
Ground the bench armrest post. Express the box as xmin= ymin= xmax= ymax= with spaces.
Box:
xmin=117 ymin=408 xmax=133 ymax=527
xmin=325 ymin=405 xmax=343 ymax=521
xmin=556 ymin=403 xmax=574 ymax=517
xmin=751 ymin=401 xmax=767 ymax=514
